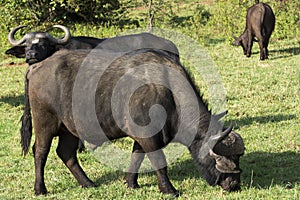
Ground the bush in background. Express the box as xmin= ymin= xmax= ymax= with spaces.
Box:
xmin=1 ymin=0 xmax=299 ymax=56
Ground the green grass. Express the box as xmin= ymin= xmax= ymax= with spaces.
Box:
xmin=0 ymin=0 xmax=299 ymax=199
xmin=0 ymin=36 xmax=299 ymax=199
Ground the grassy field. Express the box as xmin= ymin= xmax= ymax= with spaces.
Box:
xmin=0 ymin=33 xmax=299 ymax=199
xmin=0 ymin=0 xmax=299 ymax=199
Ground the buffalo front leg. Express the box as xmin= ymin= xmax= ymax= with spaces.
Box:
xmin=246 ymin=33 xmax=254 ymax=58
xmin=125 ymin=141 xmax=145 ymax=188
xmin=147 ymin=150 xmax=179 ymax=196
xmin=56 ymin=130 xmax=95 ymax=188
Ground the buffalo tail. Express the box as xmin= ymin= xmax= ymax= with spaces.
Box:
xmin=20 ymin=70 xmax=32 ymax=156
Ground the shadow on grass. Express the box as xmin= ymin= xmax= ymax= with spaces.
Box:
xmin=0 ymin=94 xmax=24 ymax=107
xmin=270 ymin=46 xmax=300 ymax=56
xmin=168 ymin=151 xmax=300 ymax=191
xmin=90 ymin=150 xmax=299 ymax=192
xmin=232 ymin=114 xmax=297 ymax=128
xmin=269 ymin=46 xmax=300 ymax=60
xmin=241 ymin=151 xmax=300 ymax=189
xmin=250 ymin=45 xmax=300 ymax=60
xmin=205 ymin=38 xmax=226 ymax=46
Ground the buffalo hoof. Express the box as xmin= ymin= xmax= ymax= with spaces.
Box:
xmin=125 ymin=173 xmax=140 ymax=189
xmin=125 ymin=178 xmax=140 ymax=189
xmin=159 ymin=185 xmax=180 ymax=197
xmin=126 ymin=181 xmax=140 ymax=189
xmin=81 ymin=180 xmax=96 ymax=188
xmin=34 ymin=184 xmax=47 ymax=195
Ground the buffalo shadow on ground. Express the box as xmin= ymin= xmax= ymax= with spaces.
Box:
xmin=239 ymin=151 xmax=300 ymax=189
xmin=90 ymin=150 xmax=299 ymax=193
xmin=0 ymin=94 xmax=24 ymax=107
xmin=270 ymin=46 xmax=300 ymax=55
xmin=251 ymin=45 xmax=300 ymax=60
xmin=170 ymin=151 xmax=300 ymax=191
xmin=269 ymin=45 xmax=300 ymax=60
xmin=231 ymin=114 xmax=297 ymax=129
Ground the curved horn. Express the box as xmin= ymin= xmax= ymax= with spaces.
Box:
xmin=8 ymin=25 xmax=27 ymax=46
xmin=211 ymin=123 xmax=233 ymax=143
xmin=214 ymin=131 xmax=245 ymax=156
xmin=197 ymin=123 xmax=234 ymax=160
xmin=232 ymin=34 xmax=238 ymax=40
xmin=209 ymin=149 xmax=240 ymax=173
xmin=214 ymin=110 xmax=228 ymax=121
xmin=232 ymin=34 xmax=242 ymax=46
xmin=47 ymin=25 xmax=71 ymax=45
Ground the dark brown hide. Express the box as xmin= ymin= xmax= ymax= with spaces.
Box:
xmin=6 ymin=25 xmax=179 ymax=64
xmin=22 ymin=49 xmax=244 ymax=196
xmin=233 ymin=3 xmax=275 ymax=60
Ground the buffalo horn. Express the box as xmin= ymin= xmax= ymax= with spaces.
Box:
xmin=232 ymin=34 xmax=242 ymax=46
xmin=46 ymin=25 xmax=71 ymax=45
xmin=197 ymin=123 xmax=233 ymax=160
xmin=209 ymin=149 xmax=240 ymax=173
xmin=211 ymin=123 xmax=233 ymax=143
xmin=214 ymin=110 xmax=228 ymax=121
xmin=232 ymin=34 xmax=238 ymax=40
xmin=8 ymin=25 xmax=27 ymax=46
xmin=213 ymin=132 xmax=245 ymax=156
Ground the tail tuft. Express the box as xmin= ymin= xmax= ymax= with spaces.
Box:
xmin=20 ymin=72 xmax=32 ymax=156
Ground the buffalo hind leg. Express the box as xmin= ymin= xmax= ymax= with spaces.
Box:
xmin=56 ymin=129 xmax=95 ymax=188
xmin=264 ymin=35 xmax=271 ymax=59
xmin=125 ymin=141 xmax=145 ymax=188
xmin=256 ymin=32 xmax=266 ymax=60
xmin=32 ymin=111 xmax=58 ymax=195
xmin=147 ymin=150 xmax=179 ymax=196
xmin=33 ymin=136 xmax=53 ymax=195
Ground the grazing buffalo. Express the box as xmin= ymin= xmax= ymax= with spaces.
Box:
xmin=21 ymin=48 xmax=244 ymax=196
xmin=6 ymin=25 xmax=179 ymax=152
xmin=233 ymin=2 xmax=275 ymax=60
xmin=5 ymin=25 xmax=179 ymax=64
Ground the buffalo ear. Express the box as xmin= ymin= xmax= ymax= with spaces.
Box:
xmin=5 ymin=46 xmax=26 ymax=58
xmin=209 ymin=149 xmax=240 ymax=173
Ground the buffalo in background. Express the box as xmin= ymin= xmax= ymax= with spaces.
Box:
xmin=5 ymin=25 xmax=179 ymax=64
xmin=233 ymin=2 xmax=275 ymax=60
xmin=5 ymin=25 xmax=104 ymax=64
